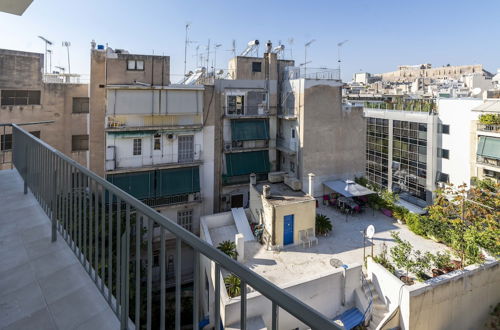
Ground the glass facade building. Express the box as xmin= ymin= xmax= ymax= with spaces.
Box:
xmin=366 ymin=118 xmax=389 ymax=188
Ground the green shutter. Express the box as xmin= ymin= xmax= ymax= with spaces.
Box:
xmin=157 ymin=167 xmax=200 ymax=197
xmin=231 ymin=119 xmax=269 ymax=141
xmin=477 ymin=136 xmax=500 ymax=160
xmin=226 ymin=151 xmax=270 ymax=176
xmin=107 ymin=171 xmax=154 ymax=200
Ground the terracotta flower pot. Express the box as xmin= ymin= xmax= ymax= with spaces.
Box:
xmin=432 ymin=269 xmax=444 ymax=277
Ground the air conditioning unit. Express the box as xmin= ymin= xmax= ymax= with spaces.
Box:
xmin=268 ymin=171 xmax=286 ymax=183
xmin=167 ymin=133 xmax=176 ymax=140
xmin=189 ymin=192 xmax=201 ymax=202
xmin=224 ymin=143 xmax=232 ymax=152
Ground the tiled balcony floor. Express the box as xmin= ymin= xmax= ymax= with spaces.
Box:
xmin=0 ymin=170 xmax=119 ymax=329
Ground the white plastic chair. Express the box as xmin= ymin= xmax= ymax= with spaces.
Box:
xmin=299 ymin=230 xmax=310 ymax=248
xmin=307 ymin=228 xmax=318 ymax=246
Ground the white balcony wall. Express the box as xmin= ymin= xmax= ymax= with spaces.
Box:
xmin=106 ymin=88 xmax=203 ymax=115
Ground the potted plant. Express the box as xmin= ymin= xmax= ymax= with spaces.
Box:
xmin=315 ymin=214 xmax=333 ymax=236
xmin=431 ymin=251 xmax=454 ymax=276
xmin=393 ymin=206 xmax=409 ymax=224
xmin=224 ymin=274 xmax=241 ymax=298
xmin=390 ymin=232 xmax=415 ymax=285
xmin=372 ymin=242 xmax=396 ymax=274
xmin=217 ymin=240 xmax=238 ymax=259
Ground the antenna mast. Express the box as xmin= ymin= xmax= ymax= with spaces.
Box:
xmin=337 ymin=40 xmax=349 ymax=80
xmin=303 ymin=39 xmax=315 ymax=77
xmin=62 ymin=41 xmax=71 ymax=75
xmin=38 ymin=36 xmax=53 ymax=74
xmin=184 ymin=23 xmax=190 ymax=76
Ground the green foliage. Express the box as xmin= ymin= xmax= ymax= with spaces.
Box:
xmin=392 ymin=205 xmax=409 ymax=222
xmin=413 ymin=250 xmax=433 ymax=282
xmin=479 ymin=113 xmax=500 ymax=125
xmin=217 ymin=240 xmax=238 ymax=259
xmin=372 ymin=242 xmax=395 ymax=273
xmin=315 ymin=214 xmax=333 ymax=236
xmin=390 ymin=232 xmax=414 ymax=278
xmin=427 ymin=182 xmax=499 ymax=267
xmin=405 ymin=213 xmax=427 ymax=236
xmin=354 ymin=176 xmax=369 ymax=187
xmin=432 ymin=251 xmax=453 ymax=270
xmin=224 ymin=274 xmax=241 ymax=298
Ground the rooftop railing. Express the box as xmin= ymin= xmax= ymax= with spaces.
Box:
xmin=10 ymin=123 xmax=339 ymax=330
xmin=477 ymin=123 xmax=500 ymax=133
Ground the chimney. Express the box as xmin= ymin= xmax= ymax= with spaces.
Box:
xmin=308 ymin=173 xmax=315 ymax=197
xmin=250 ymin=173 xmax=257 ymax=186
xmin=263 ymin=185 xmax=271 ymax=199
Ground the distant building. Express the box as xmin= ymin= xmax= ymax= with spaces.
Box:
xmin=0 ymin=48 xmax=89 ymax=169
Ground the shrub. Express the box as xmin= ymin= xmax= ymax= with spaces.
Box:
xmin=432 ymin=251 xmax=453 ymax=270
xmin=217 ymin=240 xmax=238 ymax=259
xmin=372 ymin=242 xmax=396 ymax=273
xmin=390 ymin=232 xmax=414 ymax=280
xmin=412 ymin=250 xmax=432 ymax=282
xmin=405 ymin=213 xmax=427 ymax=236
xmin=316 ymin=214 xmax=333 ymax=236
xmin=224 ymin=274 xmax=241 ymax=298
xmin=479 ymin=113 xmax=500 ymax=125
xmin=392 ymin=205 xmax=409 ymax=223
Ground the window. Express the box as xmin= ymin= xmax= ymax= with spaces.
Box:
xmin=291 ymin=129 xmax=295 ymax=139
xmin=127 ymin=59 xmax=145 ymax=71
xmin=442 ymin=124 xmax=450 ymax=134
xmin=72 ymin=135 xmax=89 ymax=151
xmin=133 ymin=138 xmax=142 ymax=155
xmin=72 ymin=97 xmax=89 ymax=113
xmin=153 ymin=133 xmax=161 ymax=150
xmin=1 ymin=131 xmax=40 ymax=151
xmin=227 ymin=95 xmax=244 ymax=115
xmin=438 ymin=148 xmax=449 ymax=159
xmin=177 ymin=209 xmax=193 ymax=231
xmin=1 ymin=90 xmax=41 ymax=105
xmin=178 ymin=135 xmax=194 ymax=162
xmin=252 ymin=62 xmax=262 ymax=73
xmin=290 ymin=161 xmax=295 ymax=173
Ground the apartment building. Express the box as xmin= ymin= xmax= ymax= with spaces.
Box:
xmin=362 ymin=99 xmax=439 ymax=208
xmin=0 ymin=48 xmax=89 ymax=169
xmin=89 ymin=44 xmax=215 ymax=287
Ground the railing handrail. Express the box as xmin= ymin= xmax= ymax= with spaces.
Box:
xmin=11 ymin=123 xmax=339 ymax=329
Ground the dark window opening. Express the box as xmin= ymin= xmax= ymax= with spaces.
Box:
xmin=72 ymin=97 xmax=89 ymax=113
xmin=72 ymin=135 xmax=89 ymax=151
xmin=252 ymin=62 xmax=262 ymax=73
xmin=1 ymin=90 xmax=41 ymax=106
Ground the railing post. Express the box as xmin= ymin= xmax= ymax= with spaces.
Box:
xmin=120 ymin=232 xmax=128 ymax=330
xmin=51 ymin=167 xmax=57 ymax=242
xmin=24 ymin=145 xmax=28 ymax=194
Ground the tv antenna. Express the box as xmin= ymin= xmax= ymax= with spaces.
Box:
xmin=213 ymin=43 xmax=222 ymax=74
xmin=38 ymin=36 xmax=53 ymax=74
xmin=184 ymin=22 xmax=192 ymax=76
xmin=62 ymin=41 xmax=71 ymax=75
xmin=226 ymin=39 xmax=236 ymax=57
xmin=46 ymin=49 xmax=52 ymax=73
xmin=55 ymin=66 xmax=66 ymax=74
xmin=337 ymin=39 xmax=349 ymax=79
xmin=303 ymin=39 xmax=316 ymax=76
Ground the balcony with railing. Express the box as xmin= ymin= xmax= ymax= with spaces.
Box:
xmin=2 ymin=124 xmax=340 ymax=329
xmin=477 ymin=156 xmax=500 ymax=169
xmin=364 ymin=99 xmax=437 ymax=113
xmin=276 ymin=137 xmax=297 ymax=154
xmin=224 ymin=105 xmax=270 ymax=118
xmin=106 ymin=114 xmax=203 ymax=130
xmin=477 ymin=123 xmax=500 ymax=134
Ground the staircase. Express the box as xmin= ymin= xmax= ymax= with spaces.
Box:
xmin=361 ymin=276 xmax=390 ymax=330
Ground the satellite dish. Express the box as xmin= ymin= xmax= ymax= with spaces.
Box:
xmin=366 ymin=225 xmax=375 ymax=239
xmin=471 ymin=88 xmax=482 ymax=96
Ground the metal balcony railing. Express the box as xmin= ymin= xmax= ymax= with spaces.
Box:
xmin=10 ymin=124 xmax=339 ymax=330
xmin=276 ymin=137 xmax=297 ymax=153
xmin=224 ymin=106 xmax=270 ymax=117
xmin=477 ymin=156 xmax=500 ymax=169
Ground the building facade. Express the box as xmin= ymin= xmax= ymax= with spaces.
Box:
xmin=0 ymin=48 xmax=89 ymax=169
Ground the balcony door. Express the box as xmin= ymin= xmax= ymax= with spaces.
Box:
xmin=178 ymin=135 xmax=194 ymax=163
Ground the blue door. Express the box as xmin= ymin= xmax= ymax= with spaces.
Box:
xmin=283 ymin=215 xmax=294 ymax=245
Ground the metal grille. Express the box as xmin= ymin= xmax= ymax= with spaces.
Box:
xmin=178 ymin=135 xmax=194 ymax=163
xmin=177 ymin=210 xmax=193 ymax=232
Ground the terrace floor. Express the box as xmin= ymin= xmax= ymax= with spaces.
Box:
xmin=0 ymin=170 xmax=119 ymax=329
xmin=242 ymin=204 xmax=449 ymax=287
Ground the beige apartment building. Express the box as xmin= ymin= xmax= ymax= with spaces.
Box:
xmin=0 ymin=48 xmax=89 ymax=169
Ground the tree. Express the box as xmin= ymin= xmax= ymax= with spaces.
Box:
xmin=390 ymin=232 xmax=414 ymax=281
xmin=427 ymin=182 xmax=499 ymax=267
xmin=315 ymin=214 xmax=333 ymax=236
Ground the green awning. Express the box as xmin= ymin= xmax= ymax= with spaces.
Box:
xmin=107 ymin=166 xmax=200 ymax=200
xmin=477 ymin=136 xmax=500 ymax=160
xmin=108 ymin=171 xmax=154 ymax=200
xmin=226 ymin=151 xmax=270 ymax=176
xmin=157 ymin=167 xmax=200 ymax=196
xmin=231 ymin=119 xmax=269 ymax=141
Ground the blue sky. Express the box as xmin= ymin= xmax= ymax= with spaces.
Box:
xmin=1 ymin=0 xmax=499 ymax=81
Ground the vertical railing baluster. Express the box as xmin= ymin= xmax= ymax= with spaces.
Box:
xmin=94 ymin=183 xmax=99 ymax=283
xmin=101 ymin=187 xmax=106 ymax=292
xmin=160 ymin=226 xmax=166 ymax=330
xmin=51 ymin=156 xmax=57 ymax=242
xmin=240 ymin=280 xmax=247 ymax=330
xmin=89 ymin=179 xmax=94 ymax=274
xmin=193 ymin=251 xmax=200 ymax=329
xmin=125 ymin=204 xmax=130 ymax=325
xmin=215 ymin=263 xmax=221 ymax=330
xmin=120 ymin=232 xmax=128 ymax=329
xmin=77 ymin=170 xmax=82 ymax=257
xmin=147 ymin=218 xmax=153 ymax=330
xmin=271 ymin=302 xmax=279 ymax=330
xmin=175 ymin=238 xmax=181 ymax=330
xmin=108 ymin=192 xmax=113 ymax=305
xmin=135 ymin=213 xmax=142 ymax=330
xmin=83 ymin=174 xmax=88 ymax=268
xmin=116 ymin=198 xmax=121 ymax=314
